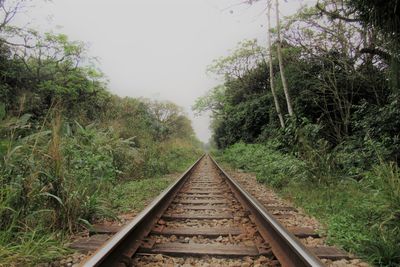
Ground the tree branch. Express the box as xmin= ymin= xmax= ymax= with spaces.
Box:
xmin=316 ymin=3 xmax=360 ymax=23
xmin=359 ymin=47 xmax=391 ymax=61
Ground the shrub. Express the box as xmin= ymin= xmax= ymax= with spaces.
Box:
xmin=221 ymin=142 xmax=308 ymax=188
xmin=220 ymin=142 xmax=400 ymax=266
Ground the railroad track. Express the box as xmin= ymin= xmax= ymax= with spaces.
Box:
xmin=81 ymin=155 xmax=329 ymax=267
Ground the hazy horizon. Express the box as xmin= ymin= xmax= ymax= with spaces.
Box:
xmin=14 ymin=0 xmax=316 ymax=143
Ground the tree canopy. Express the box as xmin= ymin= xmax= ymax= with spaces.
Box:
xmin=195 ymin=0 xmax=399 ymax=162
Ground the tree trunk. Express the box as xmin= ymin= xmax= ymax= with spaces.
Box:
xmin=275 ymin=0 xmax=294 ymax=116
xmin=267 ymin=2 xmax=285 ymax=128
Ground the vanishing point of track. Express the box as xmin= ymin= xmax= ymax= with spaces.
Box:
xmin=82 ymin=155 xmax=324 ymax=267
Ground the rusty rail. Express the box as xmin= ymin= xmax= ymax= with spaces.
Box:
xmin=81 ymin=155 xmax=204 ymax=266
xmin=82 ymin=154 xmax=324 ymax=267
xmin=210 ymin=156 xmax=323 ymax=267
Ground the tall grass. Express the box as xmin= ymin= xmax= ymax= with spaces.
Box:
xmin=0 ymin=106 xmax=202 ymax=265
xmin=218 ymin=142 xmax=400 ymax=266
xmin=0 ymin=230 xmax=70 ymax=266
xmin=220 ymin=142 xmax=308 ymax=188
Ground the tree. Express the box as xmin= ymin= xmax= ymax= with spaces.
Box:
xmin=192 ymin=85 xmax=226 ymax=116
xmin=317 ymin=0 xmax=400 ymax=91
xmin=243 ymin=0 xmax=294 ymax=117
xmin=201 ymin=0 xmax=396 ymax=150
xmin=207 ymin=39 xmax=265 ymax=81
xmin=148 ymin=101 xmax=195 ymax=141
xmin=267 ymin=1 xmax=285 ymax=127
xmin=0 ymin=29 xmax=110 ymax=120
xmin=278 ymin=1 xmax=391 ymax=142
xmin=346 ymin=0 xmax=400 ymax=41
xmin=275 ymin=0 xmax=294 ymax=116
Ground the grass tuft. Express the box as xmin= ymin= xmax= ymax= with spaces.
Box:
xmin=218 ymin=142 xmax=400 ymax=266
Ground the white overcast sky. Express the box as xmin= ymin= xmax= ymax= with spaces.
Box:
xmin=14 ymin=0 xmax=316 ymax=142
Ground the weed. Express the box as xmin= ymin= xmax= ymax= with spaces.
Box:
xmin=110 ymin=176 xmax=175 ymax=213
xmin=219 ymin=142 xmax=400 ymax=266
xmin=219 ymin=142 xmax=308 ymax=188
xmin=0 ymin=230 xmax=70 ymax=266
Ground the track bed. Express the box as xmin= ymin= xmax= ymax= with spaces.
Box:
xmin=133 ymin=156 xmax=278 ymax=266
xmin=82 ymin=155 xmax=324 ymax=267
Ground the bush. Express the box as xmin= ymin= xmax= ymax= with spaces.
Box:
xmin=0 ymin=119 xmax=117 ymax=233
xmin=220 ymin=142 xmax=400 ymax=266
xmin=0 ymin=111 xmax=201 ymax=265
xmin=0 ymin=24 xmax=202 ymax=265
xmin=220 ymin=142 xmax=308 ymax=188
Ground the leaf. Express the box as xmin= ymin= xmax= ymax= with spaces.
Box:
xmin=18 ymin=113 xmax=33 ymax=125
xmin=74 ymin=120 xmax=85 ymax=132
xmin=21 ymin=130 xmax=52 ymax=142
xmin=0 ymin=206 xmax=16 ymax=213
xmin=78 ymin=218 xmax=92 ymax=228
xmin=40 ymin=192 xmax=64 ymax=206
xmin=30 ymin=209 xmax=54 ymax=216
xmin=6 ymin=145 xmax=23 ymax=158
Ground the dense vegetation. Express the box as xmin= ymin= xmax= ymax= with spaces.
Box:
xmin=0 ymin=1 xmax=201 ymax=265
xmin=196 ymin=0 xmax=400 ymax=266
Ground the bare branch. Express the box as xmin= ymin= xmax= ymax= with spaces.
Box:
xmin=359 ymin=47 xmax=391 ymax=61
xmin=316 ymin=2 xmax=360 ymax=23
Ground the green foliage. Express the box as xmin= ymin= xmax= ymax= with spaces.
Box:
xmin=198 ymin=0 xmax=399 ymax=162
xmin=365 ymin=162 xmax=400 ymax=232
xmin=110 ymin=176 xmax=174 ymax=213
xmin=0 ymin=7 xmax=202 ymax=265
xmin=348 ymin=0 xmax=400 ymax=42
xmin=207 ymin=39 xmax=265 ymax=79
xmin=220 ymin=142 xmax=308 ymax=188
xmin=220 ymin=143 xmax=400 ymax=266
xmin=205 ymin=0 xmax=400 ymax=265
xmin=284 ymin=162 xmax=400 ymax=266
xmin=141 ymin=139 xmax=202 ymax=178
xmin=0 ymin=231 xmax=70 ymax=266
xmin=192 ymin=85 xmax=226 ymax=116
xmin=352 ymin=96 xmax=400 ymax=161
xmin=64 ymin=123 xmax=117 ymax=183
xmin=0 ymin=118 xmax=116 ymax=233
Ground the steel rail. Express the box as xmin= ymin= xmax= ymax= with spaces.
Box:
xmin=81 ymin=155 xmax=205 ymax=267
xmin=210 ymin=155 xmax=324 ymax=267
xmin=82 ymin=154 xmax=324 ymax=267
